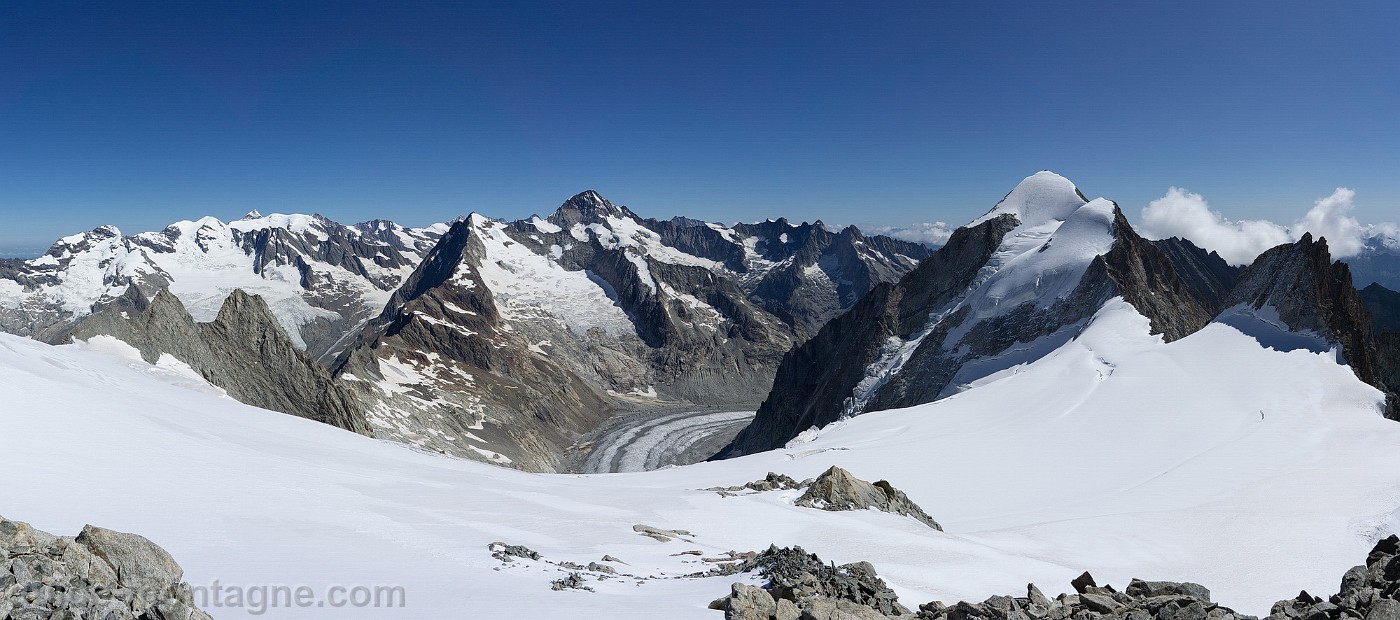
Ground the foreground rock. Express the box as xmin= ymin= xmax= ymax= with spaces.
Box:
xmin=1266 ymin=534 xmax=1400 ymax=620
xmin=917 ymin=534 xmax=1400 ymax=620
xmin=717 ymin=535 xmax=1400 ymax=620
xmin=916 ymin=573 xmax=1235 ymax=620
xmin=1 ymin=516 xmax=212 ymax=620
xmin=713 ymin=545 xmax=914 ymax=619
xmin=795 ymin=466 xmax=942 ymax=530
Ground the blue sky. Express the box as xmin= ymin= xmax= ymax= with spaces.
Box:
xmin=2 ymin=1 xmax=1397 ymax=255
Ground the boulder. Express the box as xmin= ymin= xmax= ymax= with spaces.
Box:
xmin=1126 ymin=579 xmax=1211 ymax=603
xmin=75 ymin=524 xmax=183 ymax=601
xmin=795 ymin=466 xmax=942 ymax=530
xmin=727 ymin=582 xmax=778 ymax=620
xmin=1 ymin=516 xmax=210 ymax=620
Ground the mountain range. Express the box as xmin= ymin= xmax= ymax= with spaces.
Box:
xmin=0 ymin=191 xmax=930 ymax=471
xmin=722 ymin=172 xmax=1400 ymax=457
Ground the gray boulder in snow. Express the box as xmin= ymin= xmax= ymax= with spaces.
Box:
xmin=1 ymin=515 xmax=211 ymax=620
xmin=76 ymin=524 xmax=184 ymax=602
xmin=726 ymin=582 xmax=778 ymax=619
xmin=795 ymin=466 xmax=942 ymax=531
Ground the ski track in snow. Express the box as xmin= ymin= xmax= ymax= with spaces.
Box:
xmin=584 ymin=409 xmax=756 ymax=473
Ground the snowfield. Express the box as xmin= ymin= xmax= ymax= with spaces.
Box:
xmin=2 ymin=298 xmax=1398 ymax=618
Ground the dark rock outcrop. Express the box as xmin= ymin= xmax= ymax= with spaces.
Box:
xmin=714 ymin=545 xmax=914 ymax=619
xmin=1 ymin=516 xmax=212 ymax=620
xmin=66 ymin=287 xmax=370 ymax=434
xmin=1360 ymin=283 xmax=1400 ymax=334
xmin=1360 ymin=285 xmax=1400 ymax=417
xmin=1151 ymin=237 xmax=1242 ymax=312
xmin=1221 ymin=234 xmax=1396 ymax=417
xmin=795 ymin=466 xmax=942 ymax=530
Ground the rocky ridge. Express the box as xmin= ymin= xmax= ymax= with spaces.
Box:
xmin=1359 ymin=284 xmax=1400 ymax=334
xmin=2 ymin=516 xmax=212 ymax=620
xmin=66 ymin=286 xmax=369 ymax=434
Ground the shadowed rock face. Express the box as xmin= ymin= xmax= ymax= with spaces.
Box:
xmin=1360 ymin=283 xmax=1400 ymax=334
xmin=1151 ymin=237 xmax=1242 ymax=311
xmin=1 ymin=516 xmax=213 ymax=620
xmin=1363 ymin=285 xmax=1400 ymax=417
xmin=66 ymin=287 xmax=369 ymax=434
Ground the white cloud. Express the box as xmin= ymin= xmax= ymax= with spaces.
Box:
xmin=861 ymin=222 xmax=954 ymax=247
xmin=1139 ymin=188 xmax=1291 ymax=265
xmin=1294 ymin=188 xmax=1366 ymax=257
xmin=1139 ymin=186 xmax=1395 ymax=265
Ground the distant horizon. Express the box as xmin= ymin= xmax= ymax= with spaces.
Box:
xmin=2 ymin=173 xmax=1396 ymax=268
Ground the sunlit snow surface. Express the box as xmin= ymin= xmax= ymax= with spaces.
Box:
xmin=2 ymin=299 xmax=1396 ymax=618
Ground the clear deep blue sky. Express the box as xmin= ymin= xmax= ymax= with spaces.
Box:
xmin=2 ymin=1 xmax=1397 ymax=253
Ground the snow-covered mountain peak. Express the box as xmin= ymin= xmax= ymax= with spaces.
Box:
xmin=227 ymin=212 xmax=330 ymax=239
xmin=961 ymin=197 xmax=1118 ymax=324
xmin=43 ymin=225 xmax=124 ymax=258
xmin=969 ymin=170 xmax=1089 ymax=229
xmin=241 ymin=210 xmax=262 ymax=220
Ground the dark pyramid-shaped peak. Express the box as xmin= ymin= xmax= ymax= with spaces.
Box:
xmin=548 ymin=190 xmax=637 ymax=228
xmin=836 ymin=224 xmax=865 ymax=240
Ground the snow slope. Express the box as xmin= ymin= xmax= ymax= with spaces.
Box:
xmin=2 ymin=298 xmax=1397 ymax=618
